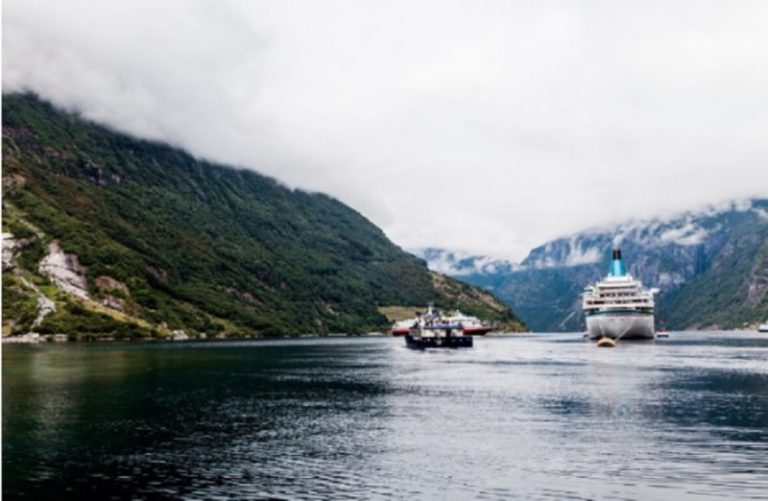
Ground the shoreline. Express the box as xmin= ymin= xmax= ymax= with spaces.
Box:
xmin=1 ymin=331 xmax=390 ymax=344
xmin=1 ymin=329 xmax=537 ymax=344
xmin=3 ymin=328 xmax=763 ymax=345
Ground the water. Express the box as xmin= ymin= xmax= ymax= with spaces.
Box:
xmin=3 ymin=332 xmax=768 ymax=500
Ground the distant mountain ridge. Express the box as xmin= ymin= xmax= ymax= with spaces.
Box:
xmin=2 ymin=94 xmax=524 ymax=339
xmin=417 ymin=199 xmax=768 ymax=331
xmin=416 ymin=248 xmax=516 ymax=276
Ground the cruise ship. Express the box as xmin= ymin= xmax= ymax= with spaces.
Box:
xmin=582 ymin=249 xmax=658 ymax=340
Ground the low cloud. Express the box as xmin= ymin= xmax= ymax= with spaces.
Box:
xmin=5 ymin=0 xmax=768 ymax=260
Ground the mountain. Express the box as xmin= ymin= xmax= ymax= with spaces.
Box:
xmin=1 ymin=94 xmax=525 ymax=339
xmin=416 ymin=248 xmax=515 ymax=276
xmin=417 ymin=200 xmax=768 ymax=331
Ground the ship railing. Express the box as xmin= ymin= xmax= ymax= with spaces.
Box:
xmin=583 ymin=301 xmax=654 ymax=308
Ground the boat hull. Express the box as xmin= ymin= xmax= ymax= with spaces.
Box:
xmin=461 ymin=327 xmax=493 ymax=336
xmin=405 ymin=335 xmax=473 ymax=349
xmin=395 ymin=327 xmax=489 ymax=336
xmin=586 ymin=312 xmax=654 ymax=340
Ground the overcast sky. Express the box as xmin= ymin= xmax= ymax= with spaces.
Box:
xmin=4 ymin=0 xmax=768 ymax=260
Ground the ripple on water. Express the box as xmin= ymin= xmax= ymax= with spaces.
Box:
xmin=3 ymin=332 xmax=768 ymax=500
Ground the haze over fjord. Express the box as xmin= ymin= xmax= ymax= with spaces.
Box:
xmin=5 ymin=0 xmax=768 ymax=260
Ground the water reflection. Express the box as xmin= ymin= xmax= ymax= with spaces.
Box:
xmin=3 ymin=333 xmax=768 ymax=499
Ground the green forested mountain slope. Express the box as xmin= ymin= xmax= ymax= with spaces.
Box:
xmin=661 ymin=218 xmax=768 ymax=329
xmin=2 ymin=94 xmax=524 ymax=338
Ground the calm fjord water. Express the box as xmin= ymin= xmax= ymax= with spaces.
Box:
xmin=3 ymin=332 xmax=768 ymax=500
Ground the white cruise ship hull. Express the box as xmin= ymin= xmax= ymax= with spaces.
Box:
xmin=586 ymin=312 xmax=654 ymax=340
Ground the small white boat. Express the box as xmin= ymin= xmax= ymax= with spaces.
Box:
xmin=758 ymin=323 xmax=768 ymax=333
xmin=596 ymin=337 xmax=616 ymax=348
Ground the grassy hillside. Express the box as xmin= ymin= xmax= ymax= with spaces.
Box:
xmin=2 ymin=94 xmax=524 ymax=338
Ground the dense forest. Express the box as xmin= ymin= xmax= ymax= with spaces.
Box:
xmin=2 ymin=94 xmax=525 ymax=339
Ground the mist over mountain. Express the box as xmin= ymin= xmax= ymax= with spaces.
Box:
xmin=5 ymin=1 xmax=768 ymax=260
xmin=415 ymin=248 xmax=517 ymax=277
xmin=417 ymin=200 xmax=768 ymax=331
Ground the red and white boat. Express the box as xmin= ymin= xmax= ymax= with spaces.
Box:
xmin=446 ymin=311 xmax=494 ymax=336
xmin=391 ymin=319 xmax=414 ymax=336
xmin=390 ymin=306 xmax=493 ymax=336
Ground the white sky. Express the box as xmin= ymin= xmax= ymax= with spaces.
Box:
xmin=4 ymin=0 xmax=768 ymax=260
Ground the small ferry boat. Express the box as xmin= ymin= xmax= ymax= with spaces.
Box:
xmin=403 ymin=306 xmax=473 ymax=349
xmin=443 ymin=310 xmax=494 ymax=335
xmin=582 ymin=249 xmax=658 ymax=340
xmin=391 ymin=306 xmax=492 ymax=336
xmin=405 ymin=324 xmax=473 ymax=349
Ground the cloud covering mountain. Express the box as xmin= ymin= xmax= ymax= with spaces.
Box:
xmin=5 ymin=0 xmax=768 ymax=260
xmin=418 ymin=199 xmax=768 ymax=331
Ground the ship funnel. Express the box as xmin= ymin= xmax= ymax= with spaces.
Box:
xmin=610 ymin=248 xmax=626 ymax=277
